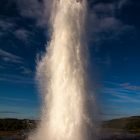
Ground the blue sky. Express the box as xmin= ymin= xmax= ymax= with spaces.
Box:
xmin=0 ymin=0 xmax=140 ymax=120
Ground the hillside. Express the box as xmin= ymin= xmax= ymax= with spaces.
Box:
xmin=103 ymin=116 xmax=140 ymax=134
xmin=0 ymin=118 xmax=37 ymax=131
xmin=0 ymin=116 xmax=140 ymax=134
xmin=0 ymin=117 xmax=140 ymax=139
xmin=0 ymin=116 xmax=140 ymax=133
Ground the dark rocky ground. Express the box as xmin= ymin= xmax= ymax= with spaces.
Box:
xmin=0 ymin=134 xmax=140 ymax=140
xmin=0 ymin=131 xmax=140 ymax=140
xmin=100 ymin=131 xmax=140 ymax=140
xmin=0 ymin=116 xmax=140 ymax=140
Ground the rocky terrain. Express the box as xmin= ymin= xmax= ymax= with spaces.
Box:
xmin=0 ymin=116 xmax=140 ymax=140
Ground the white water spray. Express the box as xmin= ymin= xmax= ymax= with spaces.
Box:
xmin=29 ymin=0 xmax=97 ymax=140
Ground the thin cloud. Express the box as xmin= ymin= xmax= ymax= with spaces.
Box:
xmin=0 ymin=49 xmax=23 ymax=64
xmin=14 ymin=29 xmax=30 ymax=42
xmin=95 ymin=56 xmax=111 ymax=66
xmin=19 ymin=66 xmax=33 ymax=75
xmin=0 ymin=18 xmax=33 ymax=43
xmin=0 ymin=111 xmax=19 ymax=114
xmin=0 ymin=74 xmax=34 ymax=84
xmin=0 ymin=18 xmax=17 ymax=39
xmin=0 ymin=96 xmax=37 ymax=104
xmin=100 ymin=112 xmax=128 ymax=117
xmin=0 ymin=49 xmax=20 ymax=59
xmin=118 ymin=0 xmax=130 ymax=9
xmin=16 ymin=0 xmax=45 ymax=27
xmin=103 ymin=81 xmax=140 ymax=92
xmin=104 ymin=88 xmax=140 ymax=104
xmin=102 ymin=81 xmax=140 ymax=104
xmin=120 ymin=83 xmax=140 ymax=91
xmin=0 ymin=19 xmax=15 ymax=31
xmin=103 ymin=81 xmax=121 ymax=86
xmin=17 ymin=0 xmax=43 ymax=19
xmin=88 ymin=1 xmax=135 ymax=44
xmin=109 ymin=97 xmax=140 ymax=104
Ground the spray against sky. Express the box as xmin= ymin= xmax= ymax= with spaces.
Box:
xmin=0 ymin=0 xmax=140 ymax=120
xmin=29 ymin=0 xmax=98 ymax=140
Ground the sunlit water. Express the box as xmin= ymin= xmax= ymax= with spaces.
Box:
xmin=29 ymin=0 xmax=97 ymax=140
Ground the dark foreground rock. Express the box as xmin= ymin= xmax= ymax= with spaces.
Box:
xmin=0 ymin=131 xmax=140 ymax=140
xmin=0 ymin=117 xmax=140 ymax=140
xmin=100 ymin=132 xmax=140 ymax=140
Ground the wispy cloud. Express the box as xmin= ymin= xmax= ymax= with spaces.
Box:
xmin=14 ymin=28 xmax=31 ymax=42
xmin=100 ymin=112 xmax=128 ymax=117
xmin=0 ymin=111 xmax=19 ymax=114
xmin=88 ymin=1 xmax=135 ymax=44
xmin=120 ymin=83 xmax=140 ymax=91
xmin=0 ymin=74 xmax=34 ymax=84
xmin=0 ymin=17 xmax=34 ymax=43
xmin=0 ymin=19 xmax=15 ymax=31
xmin=118 ymin=0 xmax=130 ymax=9
xmin=103 ymin=81 xmax=140 ymax=92
xmin=16 ymin=0 xmax=45 ymax=27
xmin=19 ymin=66 xmax=33 ymax=75
xmin=0 ymin=18 xmax=17 ymax=39
xmin=17 ymin=0 xmax=43 ymax=19
xmin=0 ymin=49 xmax=23 ymax=64
xmin=0 ymin=96 xmax=36 ymax=104
xmin=95 ymin=56 xmax=111 ymax=66
xmin=102 ymin=81 xmax=140 ymax=104
xmin=109 ymin=93 xmax=140 ymax=103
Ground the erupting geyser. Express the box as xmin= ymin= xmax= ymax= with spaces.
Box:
xmin=29 ymin=0 xmax=97 ymax=140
